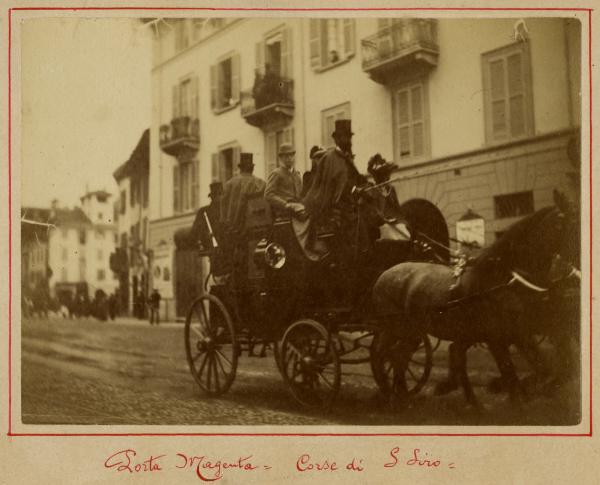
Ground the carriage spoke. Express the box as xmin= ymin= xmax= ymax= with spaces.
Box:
xmin=196 ymin=352 xmax=210 ymax=377
xmin=192 ymin=350 xmax=206 ymax=365
xmin=191 ymin=324 xmax=207 ymax=340
xmin=206 ymin=354 xmax=213 ymax=390
xmin=214 ymin=350 xmax=229 ymax=376
xmin=216 ymin=349 xmax=233 ymax=368
xmin=407 ymin=366 xmax=418 ymax=383
xmin=212 ymin=354 xmax=221 ymax=390
xmin=317 ymin=370 xmax=335 ymax=389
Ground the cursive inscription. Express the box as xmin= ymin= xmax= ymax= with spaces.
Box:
xmin=104 ymin=449 xmax=165 ymax=473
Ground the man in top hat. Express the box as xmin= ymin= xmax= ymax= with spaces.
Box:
xmin=265 ymin=143 xmax=306 ymax=219
xmin=220 ymin=152 xmax=266 ymax=233
xmin=301 ymin=119 xmax=369 ymax=260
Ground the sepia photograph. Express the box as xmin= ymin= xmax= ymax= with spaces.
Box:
xmin=18 ymin=14 xmax=584 ymax=429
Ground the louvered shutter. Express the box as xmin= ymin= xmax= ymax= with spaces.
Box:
xmin=233 ymin=145 xmax=241 ymax=176
xmin=173 ymin=165 xmax=181 ymax=213
xmin=172 ymin=84 xmax=180 ymax=118
xmin=210 ymin=64 xmax=218 ymax=110
xmin=255 ymin=41 xmax=265 ymax=75
xmin=281 ymin=25 xmax=293 ymax=78
xmin=265 ymin=131 xmax=277 ymax=175
xmin=231 ymin=53 xmax=241 ymax=105
xmin=507 ymin=52 xmax=525 ymax=137
xmin=192 ymin=158 xmax=199 ymax=208
xmin=411 ymin=85 xmax=424 ymax=157
xmin=343 ymin=19 xmax=355 ymax=57
xmin=211 ymin=153 xmax=219 ymax=182
xmin=309 ymin=19 xmax=322 ymax=69
xmin=489 ymin=58 xmax=507 ymax=140
xmin=191 ymin=75 xmax=199 ymax=119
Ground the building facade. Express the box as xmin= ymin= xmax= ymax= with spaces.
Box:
xmin=148 ymin=17 xmax=581 ymax=317
xmin=22 ymin=194 xmax=119 ymax=303
xmin=112 ymin=129 xmax=151 ymax=317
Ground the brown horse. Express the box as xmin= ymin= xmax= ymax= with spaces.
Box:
xmin=372 ymin=192 xmax=579 ymax=406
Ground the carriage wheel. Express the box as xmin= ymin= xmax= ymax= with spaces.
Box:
xmin=185 ymin=294 xmax=238 ymax=396
xmin=371 ymin=331 xmax=433 ymax=397
xmin=280 ymin=319 xmax=341 ymax=409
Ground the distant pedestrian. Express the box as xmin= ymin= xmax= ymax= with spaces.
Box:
xmin=148 ymin=288 xmax=161 ymax=325
xmin=108 ymin=292 xmax=118 ymax=321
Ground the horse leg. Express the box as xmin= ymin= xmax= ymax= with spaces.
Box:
xmin=487 ymin=341 xmax=522 ymax=403
xmin=453 ymin=342 xmax=481 ymax=408
xmin=515 ymin=334 xmax=553 ymax=391
xmin=435 ymin=341 xmax=462 ymax=395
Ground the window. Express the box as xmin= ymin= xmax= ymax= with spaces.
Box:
xmin=97 ymin=249 xmax=103 ymax=261
xmin=321 ymin=102 xmax=351 ymax=147
xmin=163 ymin=267 xmax=171 ymax=281
xmin=174 ymin=19 xmax=190 ymax=51
xmin=255 ymin=26 xmax=293 ymax=79
xmin=173 ymin=158 xmax=200 ymax=214
xmin=393 ymin=80 xmax=430 ymax=162
xmin=482 ymin=42 xmax=534 ymax=144
xmin=210 ymin=53 xmax=241 ymax=112
xmin=212 ymin=144 xmax=241 ymax=183
xmin=309 ymin=19 xmax=355 ymax=70
xmin=61 ymin=247 xmax=68 ymax=262
xmin=172 ymin=76 xmax=199 ymax=120
xmin=97 ymin=269 xmax=106 ymax=281
xmin=265 ymin=126 xmax=294 ymax=176
xmin=494 ymin=191 xmax=534 ymax=219
xmin=79 ymin=230 xmax=87 ymax=244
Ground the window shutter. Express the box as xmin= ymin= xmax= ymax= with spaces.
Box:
xmin=173 ymin=165 xmax=180 ymax=213
xmin=191 ymin=75 xmax=199 ymax=119
xmin=210 ymin=64 xmax=218 ymax=110
xmin=233 ymin=146 xmax=241 ymax=176
xmin=255 ymin=41 xmax=265 ymax=75
xmin=172 ymin=84 xmax=180 ymax=118
xmin=192 ymin=158 xmax=199 ymax=208
xmin=281 ymin=26 xmax=293 ymax=78
xmin=211 ymin=153 xmax=219 ymax=182
xmin=489 ymin=58 xmax=507 ymax=139
xmin=231 ymin=53 xmax=241 ymax=104
xmin=265 ymin=132 xmax=277 ymax=175
xmin=507 ymin=52 xmax=525 ymax=137
xmin=343 ymin=19 xmax=355 ymax=57
xmin=309 ymin=19 xmax=322 ymax=69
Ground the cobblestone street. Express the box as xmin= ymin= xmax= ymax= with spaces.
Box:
xmin=21 ymin=316 xmax=581 ymax=426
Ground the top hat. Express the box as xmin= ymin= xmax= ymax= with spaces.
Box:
xmin=208 ymin=181 xmax=223 ymax=198
xmin=278 ymin=142 xmax=296 ymax=156
xmin=332 ymin=119 xmax=354 ymax=137
xmin=239 ymin=152 xmax=254 ymax=168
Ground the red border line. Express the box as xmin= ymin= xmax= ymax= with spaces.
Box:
xmin=8 ymin=7 xmax=12 ymax=437
xmin=8 ymin=7 xmax=595 ymax=12
xmin=7 ymin=6 xmax=594 ymax=438
xmin=588 ymin=10 xmax=593 ymax=438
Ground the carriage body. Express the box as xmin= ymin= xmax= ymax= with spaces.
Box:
xmin=185 ymin=193 xmax=436 ymax=408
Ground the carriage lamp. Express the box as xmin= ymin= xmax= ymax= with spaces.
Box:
xmin=253 ymin=239 xmax=287 ymax=269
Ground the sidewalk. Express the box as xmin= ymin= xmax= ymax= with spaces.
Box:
xmin=109 ymin=316 xmax=184 ymax=327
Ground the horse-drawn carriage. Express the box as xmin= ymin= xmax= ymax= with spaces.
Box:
xmin=184 ymin=190 xmax=446 ymax=409
xmin=184 ymin=188 xmax=580 ymax=409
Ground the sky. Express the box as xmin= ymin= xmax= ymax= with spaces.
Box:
xmin=20 ymin=18 xmax=152 ymax=208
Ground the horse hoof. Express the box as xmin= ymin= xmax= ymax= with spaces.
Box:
xmin=435 ymin=381 xmax=459 ymax=396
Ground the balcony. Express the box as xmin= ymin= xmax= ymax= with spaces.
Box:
xmin=241 ymin=76 xmax=294 ymax=129
xmin=159 ymin=116 xmax=200 ymax=158
xmin=361 ymin=19 xmax=439 ymax=84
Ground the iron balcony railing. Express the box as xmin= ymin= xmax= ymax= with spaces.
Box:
xmin=241 ymin=75 xmax=294 ymax=119
xmin=361 ymin=19 xmax=438 ymax=71
xmin=159 ymin=116 xmax=200 ymax=156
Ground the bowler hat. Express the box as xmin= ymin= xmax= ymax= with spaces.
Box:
xmin=208 ymin=181 xmax=223 ymax=198
xmin=332 ymin=119 xmax=353 ymax=137
xmin=309 ymin=145 xmax=324 ymax=159
xmin=239 ymin=152 xmax=254 ymax=168
xmin=278 ymin=142 xmax=296 ymax=156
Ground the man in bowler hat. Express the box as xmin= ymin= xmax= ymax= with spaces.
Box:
xmin=265 ymin=142 xmax=306 ymax=219
xmin=220 ymin=152 xmax=266 ymax=233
